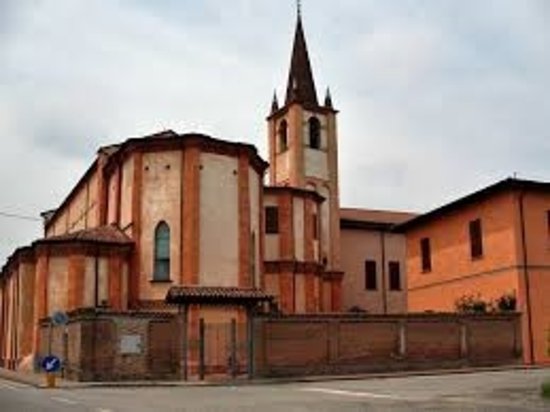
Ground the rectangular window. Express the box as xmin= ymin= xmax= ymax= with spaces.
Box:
xmin=469 ymin=219 xmax=483 ymax=259
xmin=388 ymin=261 xmax=401 ymax=291
xmin=265 ymin=206 xmax=279 ymax=234
xmin=547 ymin=211 xmax=550 ymax=236
xmin=312 ymin=212 xmax=318 ymax=240
xmin=421 ymin=238 xmax=431 ymax=272
xmin=365 ymin=260 xmax=377 ymax=290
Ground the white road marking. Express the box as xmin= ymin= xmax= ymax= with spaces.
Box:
xmin=299 ymin=387 xmax=406 ymax=401
xmin=51 ymin=396 xmax=79 ymax=405
xmin=0 ymin=381 xmax=29 ymax=391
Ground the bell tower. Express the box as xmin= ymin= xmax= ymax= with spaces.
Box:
xmin=267 ymin=7 xmax=342 ymax=275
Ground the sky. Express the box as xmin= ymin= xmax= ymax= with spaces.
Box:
xmin=1 ymin=0 xmax=549 ymax=264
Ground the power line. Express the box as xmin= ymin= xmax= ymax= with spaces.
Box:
xmin=0 ymin=211 xmax=41 ymax=222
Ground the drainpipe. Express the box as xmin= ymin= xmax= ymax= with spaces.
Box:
xmin=380 ymin=231 xmax=388 ymax=314
xmin=94 ymin=248 xmax=100 ymax=308
xmin=518 ymin=190 xmax=535 ymax=364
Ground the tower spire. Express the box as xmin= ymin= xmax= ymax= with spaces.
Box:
xmin=285 ymin=1 xmax=318 ymax=107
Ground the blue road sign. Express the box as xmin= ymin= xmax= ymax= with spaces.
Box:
xmin=42 ymin=355 xmax=61 ymax=373
xmin=51 ymin=311 xmax=69 ymax=326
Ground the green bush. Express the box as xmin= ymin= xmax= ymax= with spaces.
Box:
xmin=542 ymin=381 xmax=550 ymax=399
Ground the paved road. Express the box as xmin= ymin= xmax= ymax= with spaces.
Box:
xmin=0 ymin=368 xmax=549 ymax=411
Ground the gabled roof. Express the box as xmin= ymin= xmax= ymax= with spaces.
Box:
xmin=396 ymin=178 xmax=550 ymax=231
xmin=340 ymin=208 xmax=418 ymax=232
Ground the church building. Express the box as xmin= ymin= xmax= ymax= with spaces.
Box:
xmin=0 ymin=10 xmax=411 ymax=371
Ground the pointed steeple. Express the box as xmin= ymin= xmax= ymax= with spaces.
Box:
xmin=324 ymin=87 xmax=333 ymax=109
xmin=271 ymin=91 xmax=279 ymax=114
xmin=285 ymin=10 xmax=318 ymax=107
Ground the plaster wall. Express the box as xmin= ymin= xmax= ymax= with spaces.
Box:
xmin=406 ymin=191 xmax=519 ymax=294
xmin=83 ymin=256 xmax=109 ymax=307
xmin=140 ymin=151 xmax=182 ymax=300
xmin=47 ymin=257 xmax=68 ymax=314
xmin=293 ymin=198 xmax=304 ymax=261
xmin=120 ymin=156 xmax=135 ymax=235
xmin=304 ymin=149 xmax=328 ymax=180
xmin=275 ymin=151 xmax=291 ymax=183
xmin=340 ymin=228 xmax=407 ymax=314
xmin=107 ymin=169 xmax=118 ymax=225
xmin=318 ymin=186 xmax=330 ymax=264
xmin=199 ymin=153 xmax=239 ymax=287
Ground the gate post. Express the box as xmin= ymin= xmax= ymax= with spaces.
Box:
xmin=198 ymin=318 xmax=205 ymax=381
xmin=246 ymin=306 xmax=254 ymax=379
xmin=179 ymin=305 xmax=189 ymax=381
xmin=230 ymin=318 xmax=237 ymax=379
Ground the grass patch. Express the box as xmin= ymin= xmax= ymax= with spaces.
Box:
xmin=542 ymin=381 xmax=550 ymax=399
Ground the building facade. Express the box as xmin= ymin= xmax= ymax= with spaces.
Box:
xmin=400 ymin=178 xmax=550 ymax=365
xmin=0 ymin=12 xmax=412 ymax=372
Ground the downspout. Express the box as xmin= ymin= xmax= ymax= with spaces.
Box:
xmin=518 ymin=190 xmax=535 ymax=364
xmin=380 ymin=231 xmax=388 ymax=314
xmin=94 ymin=248 xmax=100 ymax=308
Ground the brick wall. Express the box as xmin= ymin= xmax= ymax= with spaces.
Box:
xmin=38 ymin=309 xmax=181 ymax=381
xmin=254 ymin=313 xmax=522 ymax=377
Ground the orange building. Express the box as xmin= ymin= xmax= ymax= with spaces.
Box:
xmin=399 ymin=178 xmax=550 ymax=365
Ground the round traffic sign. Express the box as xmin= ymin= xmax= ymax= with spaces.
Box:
xmin=42 ymin=355 xmax=61 ymax=373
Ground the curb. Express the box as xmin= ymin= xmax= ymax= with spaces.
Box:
xmin=1 ymin=364 xmax=547 ymax=390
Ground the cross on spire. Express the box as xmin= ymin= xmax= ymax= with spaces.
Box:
xmin=297 ymin=0 xmax=302 ymax=19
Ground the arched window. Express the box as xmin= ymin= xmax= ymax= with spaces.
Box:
xmin=309 ymin=117 xmax=321 ymax=149
xmin=278 ymin=120 xmax=288 ymax=152
xmin=154 ymin=221 xmax=170 ymax=281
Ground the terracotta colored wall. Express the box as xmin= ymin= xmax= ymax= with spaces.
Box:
xmin=407 ymin=191 xmax=520 ymax=311
xmin=120 ymin=156 xmax=135 ymax=235
xmin=264 ymin=195 xmax=280 ymax=261
xmin=518 ymin=191 xmax=550 ymax=364
xmin=340 ymin=228 xmax=407 ymax=314
xmin=248 ymin=167 xmax=262 ymax=288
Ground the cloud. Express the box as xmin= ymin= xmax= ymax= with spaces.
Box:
xmin=1 ymin=0 xmax=549 ymax=263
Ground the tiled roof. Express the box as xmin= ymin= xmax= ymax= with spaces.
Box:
xmin=166 ymin=286 xmax=273 ymax=305
xmin=41 ymin=225 xmax=133 ymax=246
xmin=340 ymin=208 xmax=417 ymax=225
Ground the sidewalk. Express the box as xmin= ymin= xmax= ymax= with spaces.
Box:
xmin=0 ymin=364 xmax=546 ymax=390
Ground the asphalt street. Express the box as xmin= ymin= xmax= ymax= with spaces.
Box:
xmin=0 ymin=368 xmax=549 ymax=411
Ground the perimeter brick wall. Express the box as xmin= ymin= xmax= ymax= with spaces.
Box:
xmin=253 ymin=313 xmax=522 ymax=377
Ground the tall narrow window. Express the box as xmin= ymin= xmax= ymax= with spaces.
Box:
xmin=365 ymin=260 xmax=377 ymax=290
xmin=312 ymin=212 xmax=318 ymax=240
xmin=469 ymin=219 xmax=483 ymax=259
xmin=389 ymin=261 xmax=401 ymax=291
xmin=308 ymin=117 xmax=321 ymax=149
xmin=421 ymin=238 xmax=431 ymax=272
xmin=154 ymin=222 xmax=170 ymax=281
xmin=546 ymin=211 xmax=550 ymax=238
xmin=250 ymin=231 xmax=256 ymax=287
xmin=265 ymin=206 xmax=279 ymax=234
xmin=278 ymin=120 xmax=288 ymax=152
